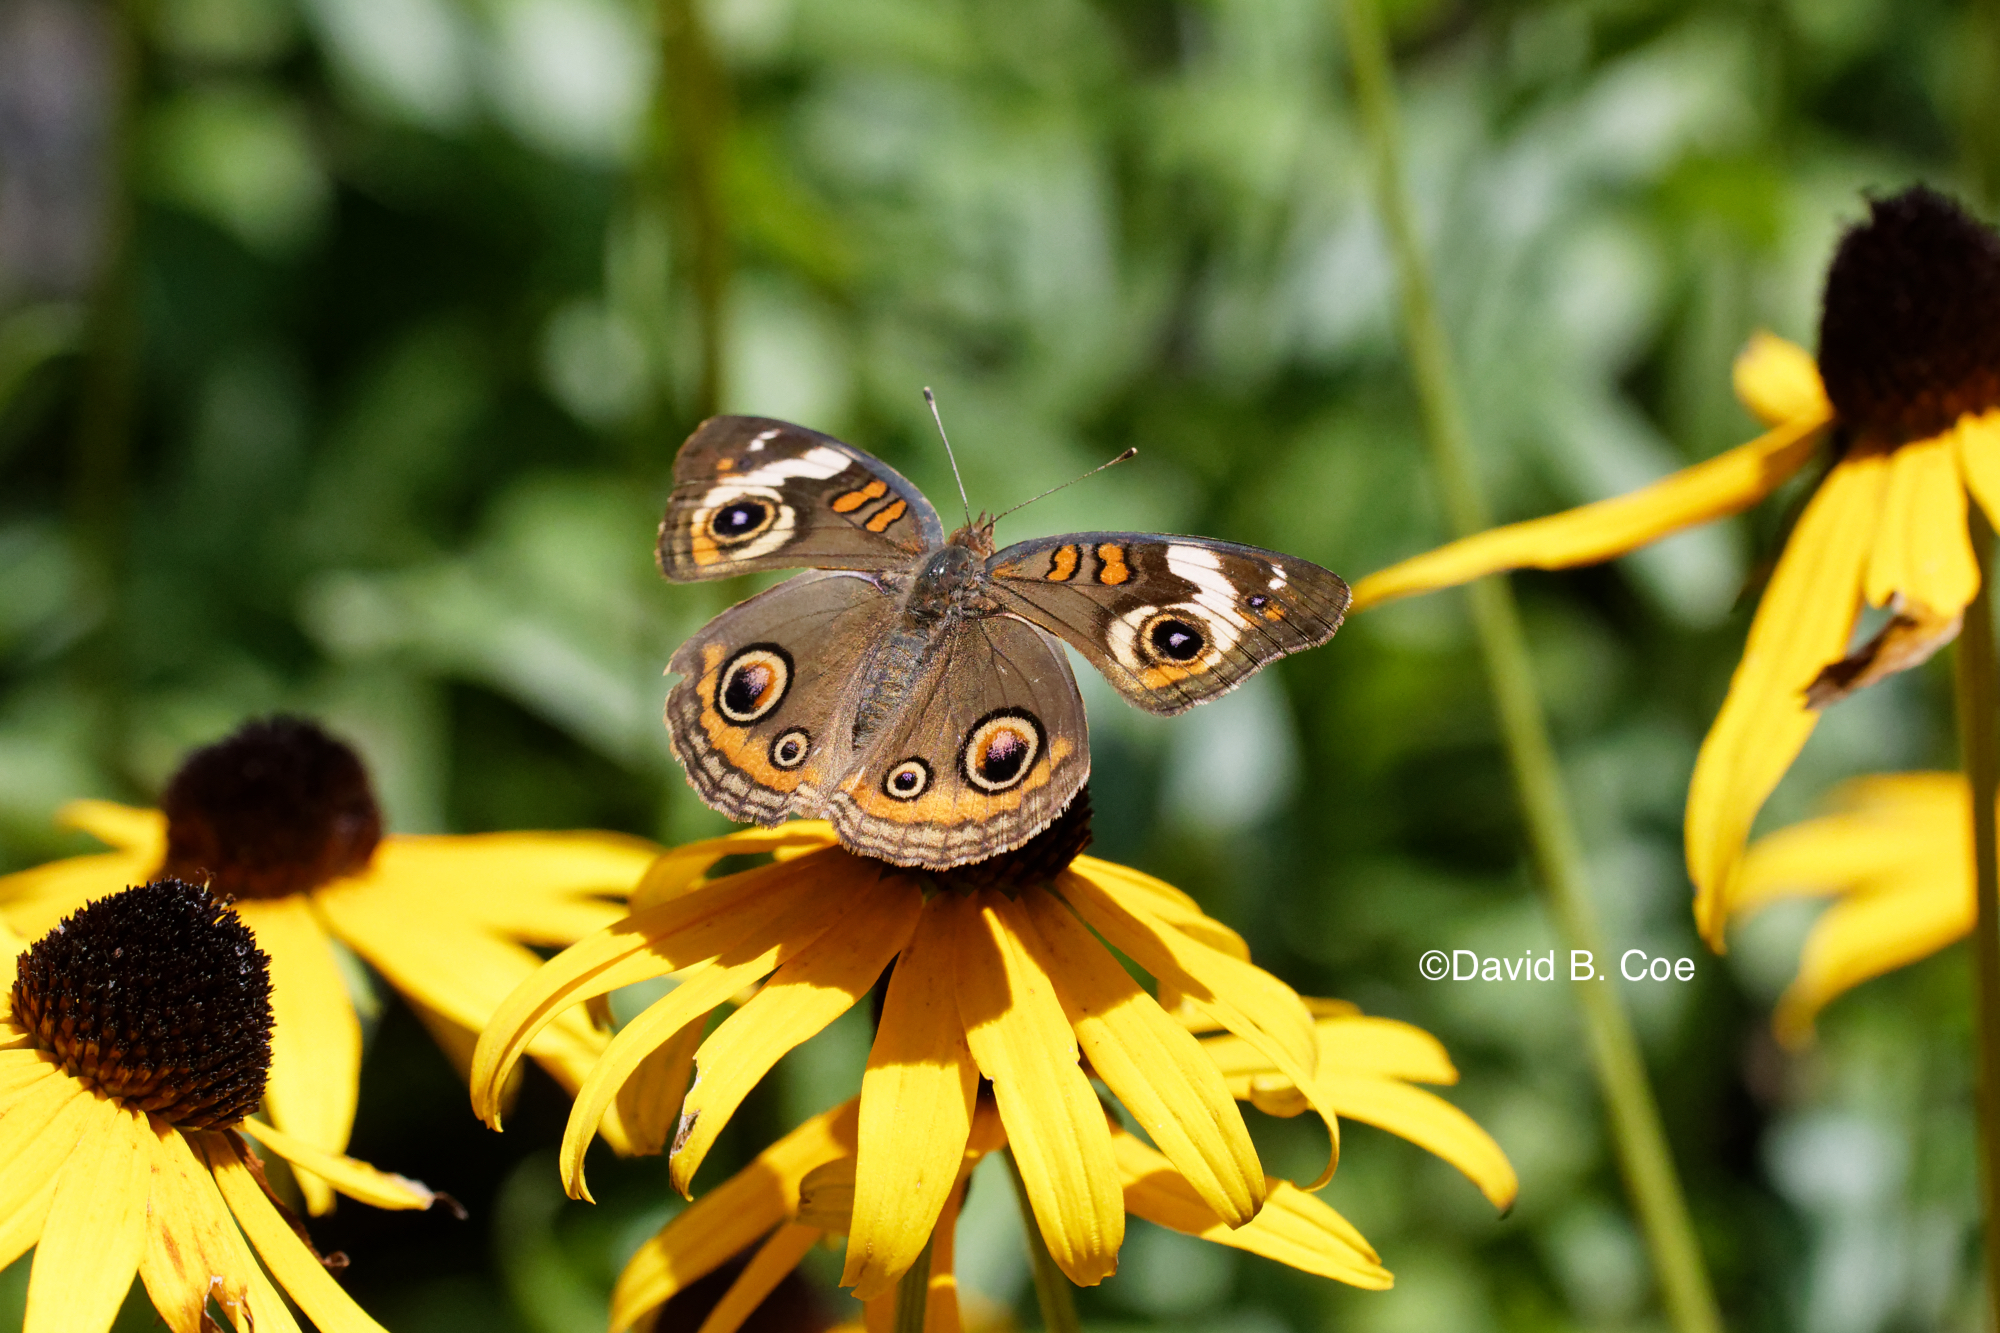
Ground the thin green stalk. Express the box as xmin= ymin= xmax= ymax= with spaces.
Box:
xmin=893 ymin=1233 xmax=936 ymax=1333
xmin=1336 ymin=4 xmax=1722 ymax=1332
xmin=658 ymin=0 xmax=730 ymax=423
xmin=1004 ymin=1149 xmax=1080 ymax=1333
xmin=1954 ymin=507 xmax=2000 ymax=1333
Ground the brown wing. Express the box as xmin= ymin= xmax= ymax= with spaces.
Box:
xmin=658 ymin=416 xmax=944 ymax=581
xmin=823 ymin=615 xmax=1089 ymax=870
xmin=665 ymin=570 xmax=906 ymax=826
xmin=987 ymin=533 xmax=1349 ymax=715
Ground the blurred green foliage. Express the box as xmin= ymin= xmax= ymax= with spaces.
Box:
xmin=0 ymin=0 xmax=1995 ymax=1328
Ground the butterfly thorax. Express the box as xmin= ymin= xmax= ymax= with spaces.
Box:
xmin=904 ymin=540 xmax=1004 ymax=625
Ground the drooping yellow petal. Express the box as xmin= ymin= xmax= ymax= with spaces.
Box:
xmin=1061 ymin=865 xmax=1340 ymax=1185
xmin=846 ymin=894 xmax=979 ymax=1299
xmin=670 ymin=877 xmax=920 ymax=1196
xmin=139 ymin=1120 xmax=278 ymax=1333
xmin=1863 ymin=431 xmax=1977 ymax=615
xmin=203 ymin=1132 xmax=390 ymax=1333
xmin=1317 ymin=1016 xmax=1459 ymax=1083
xmin=954 ymin=892 xmax=1123 ymax=1288
xmin=1734 ymin=333 xmax=1831 ymax=426
xmin=1015 ymin=890 xmax=1263 ymax=1227
xmin=231 ymin=897 xmax=359 ymax=1216
xmin=471 ymin=852 xmax=840 ymax=1125
xmin=315 ymin=891 xmax=613 ymax=1104
xmin=354 ymin=829 xmax=659 ymax=943
xmin=1071 ymin=858 xmax=1251 ymax=960
xmin=630 ymin=823 xmax=841 ymax=912
xmin=1347 ymin=415 xmax=1827 ymax=612
xmin=1112 ymin=1128 xmax=1389 ymax=1289
xmin=1320 ymin=1074 xmax=1517 ymax=1209
xmin=691 ymin=1223 xmax=824 ymax=1333
xmin=1688 ymin=451 xmax=1885 ymax=947
xmin=1953 ymin=410 xmax=2000 ymax=527
xmin=1731 ymin=773 xmax=1962 ymax=917
xmin=239 ymin=1119 xmax=436 ymax=1210
xmin=0 ymin=847 xmax=159 ymax=938
xmin=564 ymin=862 xmax=887 ymax=1199
xmin=610 ymin=1015 xmax=703 ymax=1157
xmin=24 ymin=1100 xmax=148 ymax=1333
xmin=609 ymin=1101 xmax=859 ymax=1333
xmin=857 ymin=1176 xmax=968 ymax=1333
xmin=1775 ymin=873 xmax=1968 ymax=1046
xmin=58 ymin=799 xmax=168 ymax=852
xmin=0 ymin=1069 xmax=94 ymax=1270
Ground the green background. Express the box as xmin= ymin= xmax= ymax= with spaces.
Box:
xmin=0 ymin=0 xmax=1993 ymax=1327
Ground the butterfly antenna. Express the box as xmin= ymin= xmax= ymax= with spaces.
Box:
xmin=924 ymin=387 xmax=975 ymax=530
xmin=989 ymin=447 xmax=1139 ymax=527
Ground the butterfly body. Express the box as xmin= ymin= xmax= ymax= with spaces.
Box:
xmin=659 ymin=415 xmax=1350 ymax=870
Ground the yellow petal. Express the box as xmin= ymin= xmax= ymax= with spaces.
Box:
xmin=1732 ymin=774 xmax=1962 ymax=918
xmin=232 ymin=897 xmax=360 ymax=1215
xmin=204 ymin=1132 xmax=390 ymax=1333
xmin=471 ymin=851 xmax=840 ymax=1126
xmin=239 ymin=1119 xmax=436 ymax=1210
xmin=1016 ymin=890 xmax=1263 ymax=1226
xmin=864 ymin=1175 xmax=969 ymax=1333
xmin=1734 ymin=333 xmax=1831 ymax=426
xmin=609 ymin=1101 xmax=859 ymax=1333
xmin=356 ymin=829 xmax=660 ymax=943
xmin=1070 ymin=858 xmax=1251 ymax=960
xmin=845 ymin=894 xmax=978 ymax=1299
xmin=1113 ymin=1128 xmax=1389 ymax=1290
xmin=1775 ymin=870 xmax=1968 ymax=1046
xmin=630 ymin=823 xmax=841 ymax=912
xmin=1863 ymin=431 xmax=1977 ymax=615
xmin=1687 ymin=451 xmax=1884 ymax=947
xmin=57 ymin=799 xmax=168 ymax=850
xmin=1061 ymin=866 xmax=1340 ymax=1186
xmin=609 ymin=1017 xmax=703 ymax=1157
xmin=316 ymin=889 xmax=612 ymax=1103
xmin=670 ymin=877 xmax=920 ymax=1195
xmin=1348 ymin=415 xmax=1826 ymax=612
xmin=139 ymin=1120 xmax=270 ymax=1333
xmin=0 ymin=1071 xmax=95 ymax=1270
xmin=954 ymin=892 xmax=1123 ymax=1287
xmin=1953 ymin=410 xmax=2000 ymax=528
xmin=1320 ymin=1074 xmax=1516 ymax=1209
xmin=25 ymin=1101 xmax=148 ymax=1333
xmin=692 ymin=1223 xmax=824 ymax=1333
xmin=0 ymin=847 xmax=159 ymax=938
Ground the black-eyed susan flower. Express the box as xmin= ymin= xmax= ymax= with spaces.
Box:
xmin=1347 ymin=186 xmax=2000 ymax=948
xmin=473 ymin=795 xmax=1370 ymax=1296
xmin=0 ymin=716 xmax=661 ymax=1213
xmin=1 ymin=879 xmax=438 ymax=1333
xmin=600 ymin=994 xmax=1514 ymax=1332
xmin=1726 ymin=771 xmax=1973 ymax=1045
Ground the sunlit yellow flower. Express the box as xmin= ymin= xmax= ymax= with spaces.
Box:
xmin=1729 ymin=771 xmax=1972 ymax=1045
xmin=473 ymin=800 xmax=1389 ymax=1295
xmin=0 ymin=717 xmax=660 ymax=1213
xmin=1347 ymin=187 xmax=2000 ymax=948
xmin=601 ymin=997 xmax=1514 ymax=1333
xmin=1 ymin=879 xmax=438 ymax=1333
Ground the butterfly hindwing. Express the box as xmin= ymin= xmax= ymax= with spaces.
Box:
xmin=825 ymin=614 xmax=1089 ymax=868
xmin=658 ymin=416 xmax=944 ymax=581
xmin=665 ymin=570 xmax=907 ymax=826
xmin=987 ymin=533 xmax=1351 ymax=715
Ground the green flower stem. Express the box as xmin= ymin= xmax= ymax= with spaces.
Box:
xmin=658 ymin=0 xmax=730 ymax=422
xmin=1336 ymin=4 xmax=1723 ymax=1332
xmin=893 ymin=1232 xmax=936 ymax=1333
xmin=1004 ymin=1149 xmax=1080 ymax=1333
xmin=1953 ymin=506 xmax=2000 ymax=1333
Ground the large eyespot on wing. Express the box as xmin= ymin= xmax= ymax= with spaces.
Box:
xmin=714 ymin=645 xmax=794 ymax=724
xmin=659 ymin=417 xmax=945 ymax=580
xmin=959 ymin=709 xmax=1045 ymax=794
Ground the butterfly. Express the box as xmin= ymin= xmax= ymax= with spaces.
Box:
xmin=657 ymin=414 xmax=1350 ymax=870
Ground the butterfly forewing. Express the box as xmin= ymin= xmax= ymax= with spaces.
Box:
xmin=987 ymin=533 xmax=1351 ymax=715
xmin=658 ymin=416 xmax=944 ymax=581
